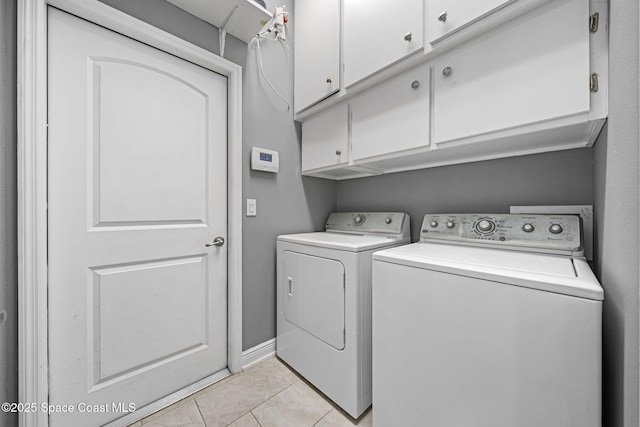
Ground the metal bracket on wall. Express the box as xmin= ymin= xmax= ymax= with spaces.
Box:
xmin=218 ymin=5 xmax=239 ymax=57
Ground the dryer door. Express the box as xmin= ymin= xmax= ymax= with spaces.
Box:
xmin=282 ymin=251 xmax=345 ymax=350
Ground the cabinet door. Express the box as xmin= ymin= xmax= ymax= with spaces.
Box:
xmin=344 ymin=0 xmax=424 ymax=88
xmin=351 ymin=63 xmax=430 ymax=161
xmin=432 ymin=0 xmax=590 ymax=144
xmin=294 ymin=0 xmax=340 ymax=112
xmin=302 ymin=103 xmax=349 ymax=172
xmin=426 ymin=0 xmax=514 ymax=44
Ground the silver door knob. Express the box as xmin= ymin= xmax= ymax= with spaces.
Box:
xmin=438 ymin=11 xmax=448 ymax=22
xmin=206 ymin=236 xmax=225 ymax=247
xmin=404 ymin=32 xmax=412 ymax=42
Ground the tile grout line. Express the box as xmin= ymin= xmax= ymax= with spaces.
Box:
xmin=219 ymin=374 xmax=302 ymax=426
xmin=193 ymin=397 xmax=207 ymax=427
xmin=245 ymin=378 xmax=301 ymax=424
xmin=312 ymin=407 xmax=334 ymax=427
xmin=248 ymin=411 xmax=262 ymax=427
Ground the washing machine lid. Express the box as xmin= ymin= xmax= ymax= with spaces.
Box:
xmin=278 ymin=232 xmax=410 ymax=252
xmin=373 ymin=242 xmax=603 ymax=301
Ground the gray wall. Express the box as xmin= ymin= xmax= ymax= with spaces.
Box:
xmin=97 ymin=0 xmax=336 ymax=351
xmin=241 ymin=13 xmax=337 ymax=349
xmin=337 ymin=148 xmax=594 ymax=242
xmin=593 ymin=0 xmax=640 ymax=425
xmin=0 ymin=1 xmax=17 ymax=426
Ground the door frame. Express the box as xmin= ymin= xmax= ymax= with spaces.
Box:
xmin=17 ymin=1 xmax=243 ymax=425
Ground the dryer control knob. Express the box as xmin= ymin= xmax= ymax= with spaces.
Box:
xmin=476 ymin=220 xmax=495 ymax=233
xmin=429 ymin=220 xmax=438 ymax=228
xmin=446 ymin=221 xmax=455 ymax=229
xmin=522 ymin=223 xmax=535 ymax=233
xmin=549 ymin=224 xmax=563 ymax=234
xmin=354 ymin=215 xmax=365 ymax=225
xmin=385 ymin=217 xmax=392 ymax=224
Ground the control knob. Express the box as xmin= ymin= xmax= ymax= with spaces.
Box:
xmin=522 ymin=223 xmax=534 ymax=233
xmin=429 ymin=220 xmax=438 ymax=228
xmin=385 ymin=217 xmax=392 ymax=224
xmin=549 ymin=224 xmax=563 ymax=234
xmin=446 ymin=221 xmax=455 ymax=229
xmin=476 ymin=219 xmax=495 ymax=233
xmin=354 ymin=214 xmax=365 ymax=225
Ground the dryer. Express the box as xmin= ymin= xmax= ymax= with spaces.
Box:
xmin=372 ymin=213 xmax=603 ymax=427
xmin=277 ymin=212 xmax=410 ymax=418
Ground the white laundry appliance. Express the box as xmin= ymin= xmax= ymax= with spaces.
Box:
xmin=277 ymin=212 xmax=411 ymax=418
xmin=372 ymin=213 xmax=603 ymax=427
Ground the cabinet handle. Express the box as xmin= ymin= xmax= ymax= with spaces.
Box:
xmin=411 ymin=80 xmax=420 ymax=89
xmin=326 ymin=77 xmax=332 ymax=84
xmin=336 ymin=149 xmax=342 ymax=156
xmin=404 ymin=32 xmax=412 ymax=42
xmin=438 ymin=11 xmax=448 ymax=22
xmin=442 ymin=66 xmax=453 ymax=77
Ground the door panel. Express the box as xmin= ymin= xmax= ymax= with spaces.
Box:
xmin=282 ymin=251 xmax=345 ymax=350
xmin=90 ymin=256 xmax=208 ymax=383
xmin=48 ymin=9 xmax=228 ymax=426
xmin=91 ymin=59 xmax=208 ymax=225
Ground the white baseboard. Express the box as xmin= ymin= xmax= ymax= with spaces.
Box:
xmin=242 ymin=338 xmax=276 ymax=370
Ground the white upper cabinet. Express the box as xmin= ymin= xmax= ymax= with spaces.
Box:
xmin=343 ymin=0 xmax=424 ymax=87
xmin=432 ymin=0 xmax=590 ymax=144
xmin=299 ymin=0 xmax=608 ymax=180
xmin=351 ymin=63 xmax=430 ymax=162
xmin=426 ymin=0 xmax=515 ymax=44
xmin=294 ymin=0 xmax=341 ymax=112
xmin=301 ymin=104 xmax=349 ymax=173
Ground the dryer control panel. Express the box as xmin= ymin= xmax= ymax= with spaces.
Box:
xmin=420 ymin=213 xmax=583 ymax=255
xmin=326 ymin=212 xmax=410 ymax=237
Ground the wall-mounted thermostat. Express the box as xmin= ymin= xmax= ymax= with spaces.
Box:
xmin=251 ymin=147 xmax=279 ymax=173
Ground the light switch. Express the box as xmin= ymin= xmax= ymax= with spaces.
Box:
xmin=247 ymin=199 xmax=257 ymax=217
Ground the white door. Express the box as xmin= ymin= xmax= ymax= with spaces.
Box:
xmin=48 ymin=9 xmax=228 ymax=426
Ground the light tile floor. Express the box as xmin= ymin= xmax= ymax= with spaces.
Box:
xmin=127 ymin=357 xmax=372 ymax=427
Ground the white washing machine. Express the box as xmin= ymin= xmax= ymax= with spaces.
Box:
xmin=277 ymin=212 xmax=410 ymax=418
xmin=372 ymin=213 xmax=603 ymax=427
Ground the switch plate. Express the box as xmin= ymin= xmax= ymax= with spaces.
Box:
xmin=510 ymin=205 xmax=593 ymax=261
xmin=247 ymin=199 xmax=257 ymax=217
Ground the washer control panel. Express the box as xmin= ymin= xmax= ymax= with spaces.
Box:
xmin=325 ymin=212 xmax=409 ymax=236
xmin=420 ymin=213 xmax=583 ymax=254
